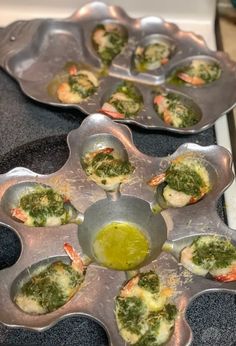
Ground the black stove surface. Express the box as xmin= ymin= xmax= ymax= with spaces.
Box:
xmin=0 ymin=46 xmax=235 ymax=345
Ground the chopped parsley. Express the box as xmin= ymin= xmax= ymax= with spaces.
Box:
xmin=138 ymin=271 xmax=160 ymax=294
xmin=165 ymin=163 xmax=205 ymax=197
xmin=191 ymin=236 xmax=236 ymax=270
xmin=19 ymin=261 xmax=83 ymax=313
xmin=108 ymin=81 xmax=143 ymax=117
xmin=68 ymin=74 xmax=97 ymax=98
xmin=154 ymin=93 xmax=198 ymax=128
xmin=19 ymin=186 xmax=72 ymax=226
xmin=134 ymin=304 xmax=177 ymax=345
xmin=92 ymin=24 xmax=128 ymax=66
xmin=116 ymin=296 xmax=147 ymax=335
xmin=84 ymin=151 xmax=134 ymax=180
xmin=168 ymin=60 xmax=221 ymax=86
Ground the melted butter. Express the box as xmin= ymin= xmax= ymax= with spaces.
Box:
xmin=93 ymin=222 xmax=149 ymax=270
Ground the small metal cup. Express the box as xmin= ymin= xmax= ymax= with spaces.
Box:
xmin=78 ymin=195 xmax=167 ymax=270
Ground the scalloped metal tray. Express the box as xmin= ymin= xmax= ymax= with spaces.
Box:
xmin=1 ymin=1 xmax=236 ymax=134
xmin=0 ymin=113 xmax=236 ymax=346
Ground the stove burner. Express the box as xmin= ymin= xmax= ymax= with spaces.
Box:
xmin=0 ymin=135 xmax=69 ymax=175
xmin=186 ymin=291 xmax=236 ymax=346
xmin=0 ymin=226 xmax=21 ymax=270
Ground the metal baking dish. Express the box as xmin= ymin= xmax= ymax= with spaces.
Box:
xmin=0 ymin=113 xmax=235 ymax=346
xmin=0 ymin=1 xmax=236 ymax=133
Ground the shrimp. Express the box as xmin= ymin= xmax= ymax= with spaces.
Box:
xmin=100 ymin=92 xmax=131 ymax=119
xmin=177 ymin=72 xmax=205 ymax=86
xmin=180 ymin=236 xmax=236 ymax=282
xmin=68 ymin=64 xmax=78 ymax=76
xmin=100 ymin=102 xmax=125 ymax=119
xmin=64 ymin=243 xmax=85 ymax=274
xmin=211 ymin=261 xmax=236 ymax=283
xmin=84 ymin=147 xmax=114 ymax=162
xmin=57 ymin=82 xmax=83 ymax=104
xmin=161 ymin=57 xmax=169 ymax=65
xmin=148 ymin=173 xmax=166 ymax=187
xmin=148 ymin=155 xmax=210 ymax=208
xmin=11 ymin=208 xmax=28 ymax=223
xmin=57 ymin=68 xmax=98 ymax=104
xmin=162 ymin=185 xmax=192 ymax=208
xmin=92 ymin=27 xmax=106 ymax=47
xmin=120 ymin=275 xmax=139 ymax=297
xmin=153 ymin=95 xmax=172 ymax=125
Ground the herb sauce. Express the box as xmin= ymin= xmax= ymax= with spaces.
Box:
xmin=192 ymin=236 xmax=236 ymax=270
xmin=154 ymin=93 xmax=198 ymax=128
xmin=16 ymin=261 xmax=83 ymax=314
xmin=138 ymin=271 xmax=160 ymax=294
xmin=105 ymin=81 xmax=143 ymax=118
xmin=116 ymin=296 xmax=147 ymax=335
xmin=19 ymin=186 xmax=71 ymax=226
xmin=83 ymin=150 xmax=134 ymax=186
xmin=166 ymin=164 xmax=204 ymax=197
xmin=92 ymin=24 xmax=128 ymax=66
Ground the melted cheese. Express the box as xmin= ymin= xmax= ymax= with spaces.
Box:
xmin=119 ymin=328 xmax=140 ymax=344
xmin=23 ymin=212 xmax=67 ymax=227
xmin=155 ymin=319 xmax=175 ymax=345
xmin=15 ymin=294 xmax=46 ymax=315
xmin=123 ymin=284 xmax=168 ymax=312
xmin=15 ymin=262 xmax=83 ymax=315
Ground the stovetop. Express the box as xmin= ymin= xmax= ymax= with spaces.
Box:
xmin=0 ymin=1 xmax=236 ymax=345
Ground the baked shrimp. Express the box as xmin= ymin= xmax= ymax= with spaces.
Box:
xmin=92 ymin=23 xmax=127 ymax=66
xmin=148 ymin=156 xmax=210 ymax=208
xmin=115 ymin=271 xmax=177 ymax=345
xmin=11 ymin=184 xmax=75 ymax=227
xmin=154 ymin=93 xmax=198 ymax=128
xmin=180 ymin=235 xmax=236 ymax=282
xmin=135 ymin=42 xmax=171 ymax=72
xmin=170 ymin=59 xmax=221 ymax=86
xmin=82 ymin=147 xmax=134 ymax=189
xmin=15 ymin=243 xmax=86 ymax=314
xmin=57 ymin=64 xmax=98 ymax=104
xmin=101 ymin=81 xmax=143 ymax=119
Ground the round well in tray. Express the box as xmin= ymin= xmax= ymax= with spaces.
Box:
xmin=79 ymin=133 xmax=128 ymax=162
xmin=1 ymin=181 xmax=79 ymax=227
xmin=91 ymin=21 xmax=128 ymax=66
xmin=167 ymin=55 xmax=221 ymax=87
xmin=77 ymin=196 xmax=167 ymax=270
xmin=133 ymin=34 xmax=176 ymax=72
xmin=153 ymin=89 xmax=202 ymax=128
xmin=100 ymin=81 xmax=143 ymax=118
xmin=11 ymin=255 xmax=84 ymax=315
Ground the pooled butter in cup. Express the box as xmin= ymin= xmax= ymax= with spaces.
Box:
xmin=93 ymin=221 xmax=149 ymax=270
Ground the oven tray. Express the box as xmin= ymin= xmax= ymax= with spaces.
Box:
xmin=0 ymin=113 xmax=235 ymax=346
xmin=0 ymin=1 xmax=236 ymax=134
